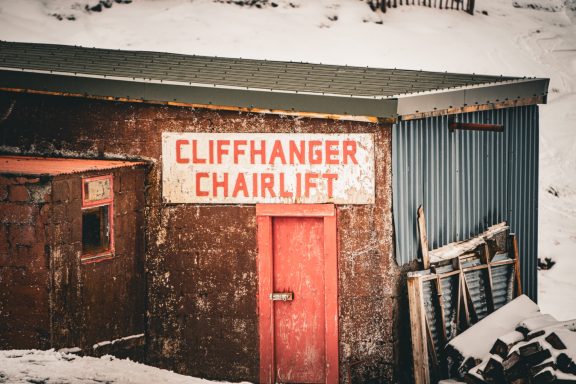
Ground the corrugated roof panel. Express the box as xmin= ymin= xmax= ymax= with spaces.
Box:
xmin=0 ymin=156 xmax=146 ymax=176
xmin=0 ymin=41 xmax=549 ymax=118
xmin=0 ymin=41 xmax=523 ymax=98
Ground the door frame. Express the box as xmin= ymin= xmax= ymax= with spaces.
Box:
xmin=256 ymin=204 xmax=338 ymax=384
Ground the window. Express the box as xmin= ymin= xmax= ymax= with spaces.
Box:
xmin=81 ymin=175 xmax=114 ymax=263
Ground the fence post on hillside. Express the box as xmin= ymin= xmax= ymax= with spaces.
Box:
xmin=467 ymin=0 xmax=475 ymax=14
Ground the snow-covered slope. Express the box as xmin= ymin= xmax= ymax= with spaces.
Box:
xmin=0 ymin=0 xmax=574 ymax=319
xmin=0 ymin=349 xmax=249 ymax=384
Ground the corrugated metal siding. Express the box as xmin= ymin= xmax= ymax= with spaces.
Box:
xmin=392 ymin=106 xmax=539 ymax=300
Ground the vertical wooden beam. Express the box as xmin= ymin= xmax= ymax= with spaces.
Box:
xmin=482 ymin=244 xmax=495 ymax=313
xmin=436 ymin=276 xmax=448 ymax=347
xmin=511 ymin=234 xmax=523 ymax=296
xmin=257 ymin=215 xmax=274 ymax=383
xmin=459 ymin=265 xmax=472 ymax=328
xmin=425 ymin=316 xmax=439 ymax=379
xmin=408 ymin=274 xmax=431 ymax=384
xmin=324 ymin=213 xmax=339 ymax=384
xmin=417 ymin=205 xmax=431 ymax=270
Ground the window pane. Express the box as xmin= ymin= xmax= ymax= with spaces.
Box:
xmin=82 ymin=205 xmax=110 ymax=254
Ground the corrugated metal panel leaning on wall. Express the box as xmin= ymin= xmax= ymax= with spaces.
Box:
xmin=392 ymin=105 xmax=539 ymax=300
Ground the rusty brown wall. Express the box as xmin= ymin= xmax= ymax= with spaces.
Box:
xmin=47 ymin=167 xmax=146 ymax=356
xmin=0 ymin=175 xmax=51 ymax=349
xmin=0 ymin=92 xmax=402 ymax=383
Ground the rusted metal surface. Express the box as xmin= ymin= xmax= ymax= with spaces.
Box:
xmin=0 ymin=175 xmax=51 ymax=349
xmin=0 ymin=91 xmax=400 ymax=383
xmin=0 ymin=156 xmax=145 ymax=176
xmin=0 ymin=164 xmax=146 ymax=360
xmin=0 ymin=86 xmax=389 ymax=124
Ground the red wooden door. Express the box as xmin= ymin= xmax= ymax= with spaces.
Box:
xmin=257 ymin=204 xmax=338 ymax=384
xmin=273 ymin=217 xmax=325 ymax=383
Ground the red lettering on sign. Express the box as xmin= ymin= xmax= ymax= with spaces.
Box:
xmin=269 ymin=140 xmax=287 ymax=165
xmin=309 ymin=141 xmax=322 ymax=164
xmin=325 ymin=140 xmax=339 ymax=165
xmin=192 ymin=140 xmax=206 ymax=164
xmin=217 ymin=140 xmax=230 ymax=164
xmin=343 ymin=140 xmax=358 ymax=165
xmin=304 ymin=173 xmax=319 ymax=197
xmin=261 ymin=173 xmax=276 ymax=197
xmin=209 ymin=140 xmax=215 ymax=164
xmin=234 ymin=140 xmax=247 ymax=164
xmin=322 ymin=173 xmax=338 ymax=197
xmin=252 ymin=173 xmax=259 ymax=197
xmin=232 ymin=173 xmax=249 ymax=197
xmin=196 ymin=172 xmax=209 ymax=196
xmin=279 ymin=173 xmax=293 ymax=198
xmin=295 ymin=173 xmax=302 ymax=198
xmin=213 ymin=172 xmax=228 ymax=197
xmin=251 ymin=140 xmax=266 ymax=164
xmin=176 ymin=139 xmax=189 ymax=163
xmin=289 ymin=140 xmax=305 ymax=165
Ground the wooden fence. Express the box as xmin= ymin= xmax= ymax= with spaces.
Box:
xmin=368 ymin=0 xmax=475 ymax=14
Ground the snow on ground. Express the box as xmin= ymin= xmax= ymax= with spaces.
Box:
xmin=0 ymin=0 xmax=574 ymax=315
xmin=0 ymin=349 xmax=249 ymax=384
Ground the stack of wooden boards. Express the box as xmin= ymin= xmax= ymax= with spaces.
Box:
xmin=408 ymin=222 xmax=523 ymax=384
xmin=441 ymin=295 xmax=576 ymax=383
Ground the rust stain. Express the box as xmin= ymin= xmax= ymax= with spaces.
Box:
xmin=0 ymin=87 xmax=386 ymax=123
xmin=0 ymin=156 xmax=145 ymax=176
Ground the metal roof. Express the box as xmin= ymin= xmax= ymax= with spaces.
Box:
xmin=0 ymin=41 xmax=549 ymax=119
xmin=0 ymin=156 xmax=146 ymax=176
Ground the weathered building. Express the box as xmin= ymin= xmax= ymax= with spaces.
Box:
xmin=0 ymin=156 xmax=146 ymax=357
xmin=0 ymin=41 xmax=548 ymax=383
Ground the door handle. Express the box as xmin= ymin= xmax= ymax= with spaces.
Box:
xmin=270 ymin=292 xmax=294 ymax=301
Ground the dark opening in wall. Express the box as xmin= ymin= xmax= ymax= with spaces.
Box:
xmin=81 ymin=174 xmax=114 ymax=263
xmin=82 ymin=205 xmax=110 ymax=254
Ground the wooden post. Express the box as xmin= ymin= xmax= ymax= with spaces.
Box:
xmin=417 ymin=205 xmax=431 ymax=270
xmin=511 ymin=234 xmax=523 ymax=296
xmin=482 ymin=244 xmax=495 ymax=313
xmin=408 ymin=274 xmax=431 ymax=384
xmin=436 ymin=276 xmax=448 ymax=346
xmin=425 ymin=317 xmax=439 ymax=379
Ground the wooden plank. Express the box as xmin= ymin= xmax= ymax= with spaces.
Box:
xmin=461 ymin=264 xmax=490 ymax=273
xmin=462 ymin=274 xmax=476 ymax=325
xmin=425 ymin=316 xmax=440 ymax=380
xmin=408 ymin=275 xmax=431 ymax=384
xmin=429 ymin=222 xmax=508 ymax=263
xmin=489 ymin=259 xmax=515 ymax=267
xmin=257 ymin=216 xmax=274 ymax=383
xmin=324 ymin=214 xmax=339 ymax=384
xmin=511 ymin=234 xmax=523 ymax=296
xmin=483 ymin=244 xmax=495 ymax=313
xmin=418 ymin=205 xmax=431 ymax=269
xmin=256 ymin=203 xmax=335 ymax=217
xmin=436 ymin=275 xmax=448 ymax=347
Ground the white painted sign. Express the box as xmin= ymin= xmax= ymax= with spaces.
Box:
xmin=162 ymin=132 xmax=375 ymax=204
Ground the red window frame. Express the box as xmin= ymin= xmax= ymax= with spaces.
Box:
xmin=81 ymin=174 xmax=115 ymax=264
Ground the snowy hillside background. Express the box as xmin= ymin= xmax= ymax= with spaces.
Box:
xmin=0 ymin=0 xmax=575 ymax=320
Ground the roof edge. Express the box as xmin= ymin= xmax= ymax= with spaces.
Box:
xmin=0 ymin=69 xmax=398 ymax=120
xmin=396 ymin=78 xmax=549 ymax=117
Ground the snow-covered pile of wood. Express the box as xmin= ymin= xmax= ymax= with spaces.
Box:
xmin=441 ymin=295 xmax=576 ymax=384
